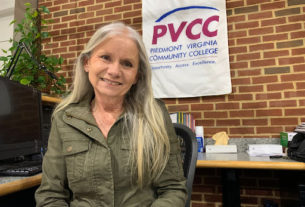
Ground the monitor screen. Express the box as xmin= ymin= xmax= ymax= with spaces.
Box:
xmin=0 ymin=77 xmax=42 ymax=161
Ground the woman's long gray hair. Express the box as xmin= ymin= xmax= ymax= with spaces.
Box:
xmin=53 ymin=22 xmax=170 ymax=187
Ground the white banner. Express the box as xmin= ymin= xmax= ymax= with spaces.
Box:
xmin=142 ymin=0 xmax=232 ymax=98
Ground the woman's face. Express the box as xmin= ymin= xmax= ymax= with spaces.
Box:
xmin=84 ymin=34 xmax=139 ymax=102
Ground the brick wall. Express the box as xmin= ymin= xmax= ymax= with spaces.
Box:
xmin=37 ymin=0 xmax=305 ymax=206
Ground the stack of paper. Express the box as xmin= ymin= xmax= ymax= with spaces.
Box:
xmin=247 ymin=144 xmax=283 ymax=157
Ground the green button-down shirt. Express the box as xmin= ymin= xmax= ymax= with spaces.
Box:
xmin=35 ymin=98 xmax=187 ymax=207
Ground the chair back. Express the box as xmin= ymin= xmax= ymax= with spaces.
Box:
xmin=173 ymin=123 xmax=198 ymax=207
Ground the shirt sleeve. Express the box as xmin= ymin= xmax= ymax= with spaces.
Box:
xmin=35 ymin=113 xmax=70 ymax=207
xmin=151 ymin=100 xmax=188 ymax=207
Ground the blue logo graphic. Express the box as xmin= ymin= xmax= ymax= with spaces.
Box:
xmin=155 ymin=6 xmax=219 ymax=22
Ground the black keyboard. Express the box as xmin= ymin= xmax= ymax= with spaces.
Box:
xmin=0 ymin=162 xmax=42 ymax=176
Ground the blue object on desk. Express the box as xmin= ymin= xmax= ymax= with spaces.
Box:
xmin=197 ymin=137 xmax=204 ymax=152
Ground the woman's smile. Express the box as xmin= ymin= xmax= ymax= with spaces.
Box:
xmin=100 ymin=77 xmax=122 ymax=86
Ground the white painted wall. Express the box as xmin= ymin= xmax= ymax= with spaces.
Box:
xmin=0 ymin=0 xmax=15 ymax=57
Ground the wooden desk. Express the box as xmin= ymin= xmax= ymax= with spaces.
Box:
xmin=196 ymin=152 xmax=305 ymax=170
xmin=0 ymin=174 xmax=42 ymax=197
xmin=196 ymin=152 xmax=305 ymax=206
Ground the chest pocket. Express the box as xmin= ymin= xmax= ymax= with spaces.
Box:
xmin=63 ymin=140 xmax=90 ymax=183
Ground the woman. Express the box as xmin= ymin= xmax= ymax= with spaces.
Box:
xmin=35 ymin=22 xmax=187 ymax=206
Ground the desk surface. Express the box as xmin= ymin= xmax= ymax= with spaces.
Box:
xmin=197 ymin=152 xmax=305 ymax=170
xmin=1 ymin=153 xmax=305 ymax=196
xmin=0 ymin=174 xmax=42 ymax=196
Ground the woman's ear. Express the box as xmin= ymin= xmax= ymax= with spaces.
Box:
xmin=83 ymin=57 xmax=89 ymax=72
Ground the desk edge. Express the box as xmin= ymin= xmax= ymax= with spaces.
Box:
xmin=0 ymin=174 xmax=42 ymax=197
xmin=196 ymin=160 xmax=305 ymax=170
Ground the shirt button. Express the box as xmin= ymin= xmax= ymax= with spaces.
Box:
xmin=87 ymin=127 xmax=92 ymax=132
xmin=67 ymin=146 xmax=73 ymax=152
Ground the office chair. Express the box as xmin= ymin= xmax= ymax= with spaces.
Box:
xmin=173 ymin=123 xmax=198 ymax=207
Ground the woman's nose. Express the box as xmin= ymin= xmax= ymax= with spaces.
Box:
xmin=107 ymin=61 xmax=120 ymax=77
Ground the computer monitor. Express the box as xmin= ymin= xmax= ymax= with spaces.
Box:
xmin=0 ymin=76 xmax=43 ymax=161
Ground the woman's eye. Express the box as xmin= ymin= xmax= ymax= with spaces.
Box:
xmin=122 ymin=61 xmax=133 ymax=68
xmin=100 ymin=55 xmax=110 ymax=61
